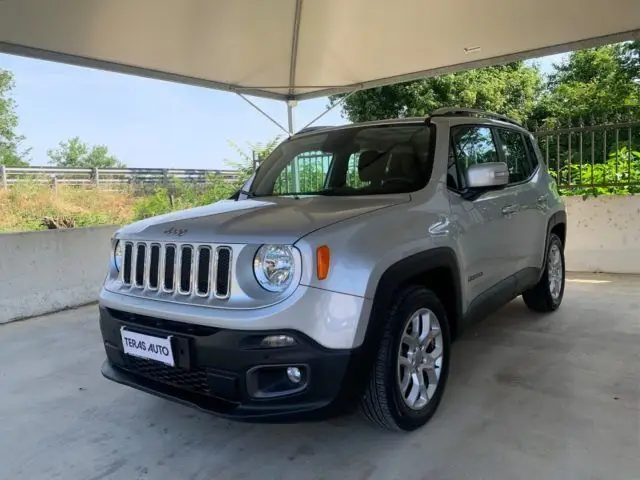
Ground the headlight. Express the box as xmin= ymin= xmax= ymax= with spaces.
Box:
xmin=113 ymin=239 xmax=123 ymax=272
xmin=253 ymin=244 xmax=295 ymax=292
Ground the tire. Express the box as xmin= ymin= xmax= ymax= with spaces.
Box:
xmin=360 ymin=285 xmax=451 ymax=431
xmin=522 ymin=233 xmax=565 ymax=312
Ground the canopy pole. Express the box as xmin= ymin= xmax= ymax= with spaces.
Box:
xmin=237 ymin=93 xmax=290 ymax=135
xmin=287 ymin=0 xmax=303 ymax=133
xmin=298 ymin=89 xmax=359 ymax=132
xmin=286 ymin=100 xmax=297 ymax=134
xmin=287 ymin=100 xmax=300 ymax=191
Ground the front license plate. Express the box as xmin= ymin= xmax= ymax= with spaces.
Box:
xmin=120 ymin=327 xmax=175 ymax=367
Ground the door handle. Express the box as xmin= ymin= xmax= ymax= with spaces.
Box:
xmin=501 ymin=204 xmax=519 ymax=215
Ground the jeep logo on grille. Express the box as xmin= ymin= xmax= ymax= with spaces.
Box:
xmin=163 ymin=227 xmax=188 ymax=237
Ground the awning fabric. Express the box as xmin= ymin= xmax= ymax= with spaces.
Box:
xmin=1 ymin=0 xmax=639 ymax=101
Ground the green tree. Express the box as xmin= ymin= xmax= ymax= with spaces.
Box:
xmin=225 ymin=136 xmax=282 ymax=184
xmin=532 ymin=44 xmax=639 ymax=127
xmin=620 ymin=40 xmax=640 ymax=81
xmin=331 ymin=62 xmax=543 ymax=125
xmin=531 ymin=44 xmax=640 ymax=183
xmin=0 ymin=69 xmax=30 ymax=166
xmin=47 ymin=136 xmax=126 ymax=168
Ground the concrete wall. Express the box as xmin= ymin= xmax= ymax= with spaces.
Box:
xmin=564 ymin=195 xmax=640 ymax=274
xmin=0 ymin=225 xmax=118 ymax=323
xmin=0 ymin=195 xmax=638 ymax=323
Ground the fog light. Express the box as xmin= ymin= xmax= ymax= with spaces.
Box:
xmin=286 ymin=367 xmax=302 ymax=384
xmin=260 ymin=335 xmax=296 ymax=348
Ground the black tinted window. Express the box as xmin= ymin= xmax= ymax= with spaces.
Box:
xmin=449 ymin=126 xmax=499 ymax=189
xmin=496 ymin=128 xmax=534 ymax=183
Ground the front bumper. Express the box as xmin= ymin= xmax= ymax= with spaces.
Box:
xmin=99 ymin=306 xmax=366 ymax=422
xmin=99 ymin=285 xmax=371 ymax=350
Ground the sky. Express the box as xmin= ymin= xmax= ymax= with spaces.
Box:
xmin=0 ymin=52 xmax=566 ymax=170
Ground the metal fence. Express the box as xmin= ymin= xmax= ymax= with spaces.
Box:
xmin=0 ymin=166 xmax=239 ymax=189
xmin=532 ymin=120 xmax=640 ymax=193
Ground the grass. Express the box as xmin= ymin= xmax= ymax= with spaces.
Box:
xmin=0 ymin=177 xmax=241 ymax=232
xmin=0 ymin=183 xmax=135 ymax=232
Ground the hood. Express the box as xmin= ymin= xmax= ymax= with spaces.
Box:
xmin=117 ymin=194 xmax=410 ymax=244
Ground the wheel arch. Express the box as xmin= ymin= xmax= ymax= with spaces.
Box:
xmin=540 ymin=210 xmax=567 ymax=280
xmin=362 ymin=248 xmax=463 ymax=351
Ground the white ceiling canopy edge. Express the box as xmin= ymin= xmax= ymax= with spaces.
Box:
xmin=0 ymin=41 xmax=291 ymax=101
xmin=2 ymin=29 xmax=638 ymax=104
xmin=294 ymin=29 xmax=640 ymax=101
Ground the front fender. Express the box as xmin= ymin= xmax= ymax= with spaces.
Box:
xmin=295 ymin=196 xmax=456 ymax=300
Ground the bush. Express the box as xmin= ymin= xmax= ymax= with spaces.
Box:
xmin=552 ymin=147 xmax=640 ymax=197
xmin=132 ymin=188 xmax=174 ymax=220
xmin=132 ymin=175 xmax=241 ymax=220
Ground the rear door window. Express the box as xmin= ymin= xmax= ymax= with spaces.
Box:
xmin=495 ymin=128 xmax=535 ymax=184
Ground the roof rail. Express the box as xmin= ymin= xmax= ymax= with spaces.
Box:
xmin=430 ymin=107 xmax=522 ymax=127
xmin=294 ymin=125 xmax=330 ymax=135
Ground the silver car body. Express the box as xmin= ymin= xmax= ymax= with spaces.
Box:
xmin=101 ymin=114 xmax=565 ymax=351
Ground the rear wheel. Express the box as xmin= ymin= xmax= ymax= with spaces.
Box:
xmin=360 ymin=286 xmax=451 ymax=431
xmin=523 ymin=233 xmax=565 ymax=312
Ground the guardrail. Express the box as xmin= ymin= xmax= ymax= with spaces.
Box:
xmin=3 ymin=118 xmax=638 ymax=194
xmin=0 ymin=166 xmax=240 ymax=188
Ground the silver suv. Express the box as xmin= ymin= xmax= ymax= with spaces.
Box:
xmin=99 ymin=108 xmax=566 ymax=431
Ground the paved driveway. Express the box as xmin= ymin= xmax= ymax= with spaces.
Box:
xmin=1 ymin=274 xmax=639 ymax=480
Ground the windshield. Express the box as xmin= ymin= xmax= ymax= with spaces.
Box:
xmin=248 ymin=123 xmax=434 ymax=197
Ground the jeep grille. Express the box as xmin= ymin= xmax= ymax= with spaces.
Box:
xmin=121 ymin=242 xmax=232 ymax=299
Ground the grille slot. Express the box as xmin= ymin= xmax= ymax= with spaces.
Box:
xmin=179 ymin=246 xmax=193 ymax=294
xmin=120 ymin=241 xmax=232 ymax=300
xmin=163 ymin=245 xmax=176 ymax=291
xmin=123 ymin=243 xmax=133 ymax=284
xmin=196 ymin=247 xmax=211 ymax=296
xmin=135 ymin=244 xmax=146 ymax=287
xmin=148 ymin=244 xmax=160 ymax=290
xmin=215 ymin=247 xmax=231 ymax=298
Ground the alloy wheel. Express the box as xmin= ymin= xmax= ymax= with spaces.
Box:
xmin=548 ymin=243 xmax=563 ymax=300
xmin=396 ymin=308 xmax=444 ymax=410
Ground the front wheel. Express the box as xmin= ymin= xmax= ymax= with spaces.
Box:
xmin=360 ymin=286 xmax=451 ymax=431
xmin=522 ymin=232 xmax=565 ymax=312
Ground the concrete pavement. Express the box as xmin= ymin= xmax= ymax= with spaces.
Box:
xmin=1 ymin=274 xmax=639 ymax=480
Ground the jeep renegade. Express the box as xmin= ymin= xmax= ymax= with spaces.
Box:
xmin=99 ymin=108 xmax=567 ymax=431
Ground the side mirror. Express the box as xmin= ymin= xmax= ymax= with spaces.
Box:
xmin=466 ymin=162 xmax=509 ymax=189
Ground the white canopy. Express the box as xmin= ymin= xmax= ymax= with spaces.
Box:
xmin=1 ymin=0 xmax=639 ymax=102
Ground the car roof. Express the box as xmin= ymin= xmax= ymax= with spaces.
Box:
xmin=292 ymin=117 xmax=427 ymax=137
xmin=291 ymin=109 xmax=527 ymax=138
